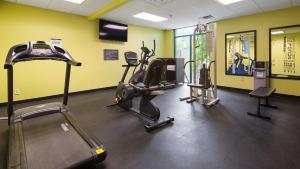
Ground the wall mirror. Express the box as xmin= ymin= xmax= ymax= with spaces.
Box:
xmin=225 ymin=30 xmax=256 ymax=76
xmin=270 ymin=25 xmax=300 ymax=79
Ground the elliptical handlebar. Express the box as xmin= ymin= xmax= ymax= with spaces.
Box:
xmin=141 ymin=40 xmax=156 ymax=59
xmin=151 ymin=40 xmax=156 ymax=57
xmin=138 ymin=40 xmax=156 ymax=72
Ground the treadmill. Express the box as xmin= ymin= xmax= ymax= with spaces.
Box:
xmin=5 ymin=41 xmax=107 ymax=169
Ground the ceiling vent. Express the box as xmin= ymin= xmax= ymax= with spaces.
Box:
xmin=201 ymin=15 xmax=214 ymax=19
xmin=144 ymin=0 xmax=175 ymax=7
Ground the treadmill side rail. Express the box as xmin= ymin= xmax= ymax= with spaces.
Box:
xmin=8 ymin=121 xmax=28 ymax=169
xmin=63 ymin=111 xmax=107 ymax=163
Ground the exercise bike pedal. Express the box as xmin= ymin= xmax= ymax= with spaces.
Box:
xmin=144 ymin=117 xmax=174 ymax=132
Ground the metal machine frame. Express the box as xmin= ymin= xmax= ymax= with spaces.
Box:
xmin=180 ymin=23 xmax=219 ymax=106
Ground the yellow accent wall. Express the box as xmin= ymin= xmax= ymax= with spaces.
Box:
xmin=216 ymin=6 xmax=300 ymax=96
xmin=0 ymin=1 xmax=165 ymax=103
xmin=163 ymin=30 xmax=174 ymax=57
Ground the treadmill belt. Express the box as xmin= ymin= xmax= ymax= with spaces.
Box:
xmin=23 ymin=113 xmax=93 ymax=169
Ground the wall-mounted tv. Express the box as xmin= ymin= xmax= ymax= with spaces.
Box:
xmin=99 ymin=19 xmax=128 ymax=42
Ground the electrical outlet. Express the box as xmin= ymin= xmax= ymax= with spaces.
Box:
xmin=14 ymin=89 xmax=21 ymax=95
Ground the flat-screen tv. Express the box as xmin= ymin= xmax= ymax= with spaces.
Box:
xmin=99 ymin=19 xmax=128 ymax=42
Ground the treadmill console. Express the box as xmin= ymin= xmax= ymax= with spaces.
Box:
xmin=124 ymin=52 xmax=139 ymax=66
xmin=4 ymin=41 xmax=80 ymax=68
xmin=31 ymin=43 xmax=54 ymax=56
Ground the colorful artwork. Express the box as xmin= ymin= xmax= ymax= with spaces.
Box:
xmin=225 ymin=31 xmax=256 ymax=76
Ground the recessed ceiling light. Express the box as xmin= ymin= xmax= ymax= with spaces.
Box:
xmin=133 ymin=12 xmax=168 ymax=22
xmin=216 ymin=0 xmax=243 ymax=5
xmin=271 ymin=31 xmax=285 ymax=35
xmin=64 ymin=0 xmax=86 ymax=4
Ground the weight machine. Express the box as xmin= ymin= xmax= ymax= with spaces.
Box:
xmin=180 ymin=23 xmax=219 ymax=106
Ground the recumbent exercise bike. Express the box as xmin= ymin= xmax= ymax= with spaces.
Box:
xmin=108 ymin=41 xmax=174 ymax=132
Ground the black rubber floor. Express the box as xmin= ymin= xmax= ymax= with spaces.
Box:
xmin=1 ymin=86 xmax=300 ymax=169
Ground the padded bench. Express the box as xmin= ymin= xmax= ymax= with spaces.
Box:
xmin=247 ymin=87 xmax=277 ymax=120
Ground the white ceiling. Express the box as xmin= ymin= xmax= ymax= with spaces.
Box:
xmin=5 ymin=0 xmax=300 ymax=29
xmin=5 ymin=0 xmax=113 ymax=15
xmin=102 ymin=0 xmax=300 ymax=29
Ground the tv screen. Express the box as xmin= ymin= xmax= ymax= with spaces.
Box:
xmin=99 ymin=19 xmax=128 ymax=42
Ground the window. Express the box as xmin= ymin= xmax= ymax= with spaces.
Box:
xmin=175 ymin=26 xmax=197 ymax=37
xmin=270 ymin=25 xmax=300 ymax=79
xmin=174 ymin=26 xmax=207 ymax=82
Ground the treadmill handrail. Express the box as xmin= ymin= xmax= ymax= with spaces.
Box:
xmin=4 ymin=41 xmax=81 ymax=125
xmin=4 ymin=41 xmax=81 ymax=69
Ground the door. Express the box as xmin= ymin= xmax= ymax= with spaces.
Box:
xmin=175 ymin=36 xmax=191 ymax=83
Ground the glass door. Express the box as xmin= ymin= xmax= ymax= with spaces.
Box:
xmin=175 ymin=36 xmax=191 ymax=83
xmin=193 ymin=34 xmax=208 ymax=82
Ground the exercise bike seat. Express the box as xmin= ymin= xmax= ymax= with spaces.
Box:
xmin=143 ymin=59 xmax=164 ymax=87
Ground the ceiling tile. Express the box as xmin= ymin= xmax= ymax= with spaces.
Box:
xmin=292 ymin=0 xmax=300 ymax=6
xmin=47 ymin=0 xmax=79 ymax=13
xmin=16 ymin=0 xmax=51 ymax=8
xmin=4 ymin=0 xmax=298 ymax=29
xmin=252 ymin=0 xmax=292 ymax=11
xmin=71 ymin=0 xmax=112 ymax=16
xmin=225 ymin=0 xmax=262 ymax=16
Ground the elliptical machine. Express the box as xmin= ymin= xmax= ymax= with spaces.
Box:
xmin=109 ymin=41 xmax=174 ymax=132
xmin=130 ymin=41 xmax=155 ymax=83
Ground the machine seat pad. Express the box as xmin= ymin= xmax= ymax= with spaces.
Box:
xmin=187 ymin=83 xmax=205 ymax=89
xmin=14 ymin=102 xmax=66 ymax=121
xmin=249 ymin=87 xmax=276 ymax=98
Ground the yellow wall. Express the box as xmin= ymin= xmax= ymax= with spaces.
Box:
xmin=163 ymin=30 xmax=174 ymax=57
xmin=0 ymin=1 xmax=165 ymax=103
xmin=216 ymin=6 xmax=300 ymax=96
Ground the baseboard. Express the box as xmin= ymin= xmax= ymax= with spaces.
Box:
xmin=217 ymin=85 xmax=251 ymax=93
xmin=217 ymin=85 xmax=300 ymax=98
xmin=0 ymin=86 xmax=117 ymax=107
